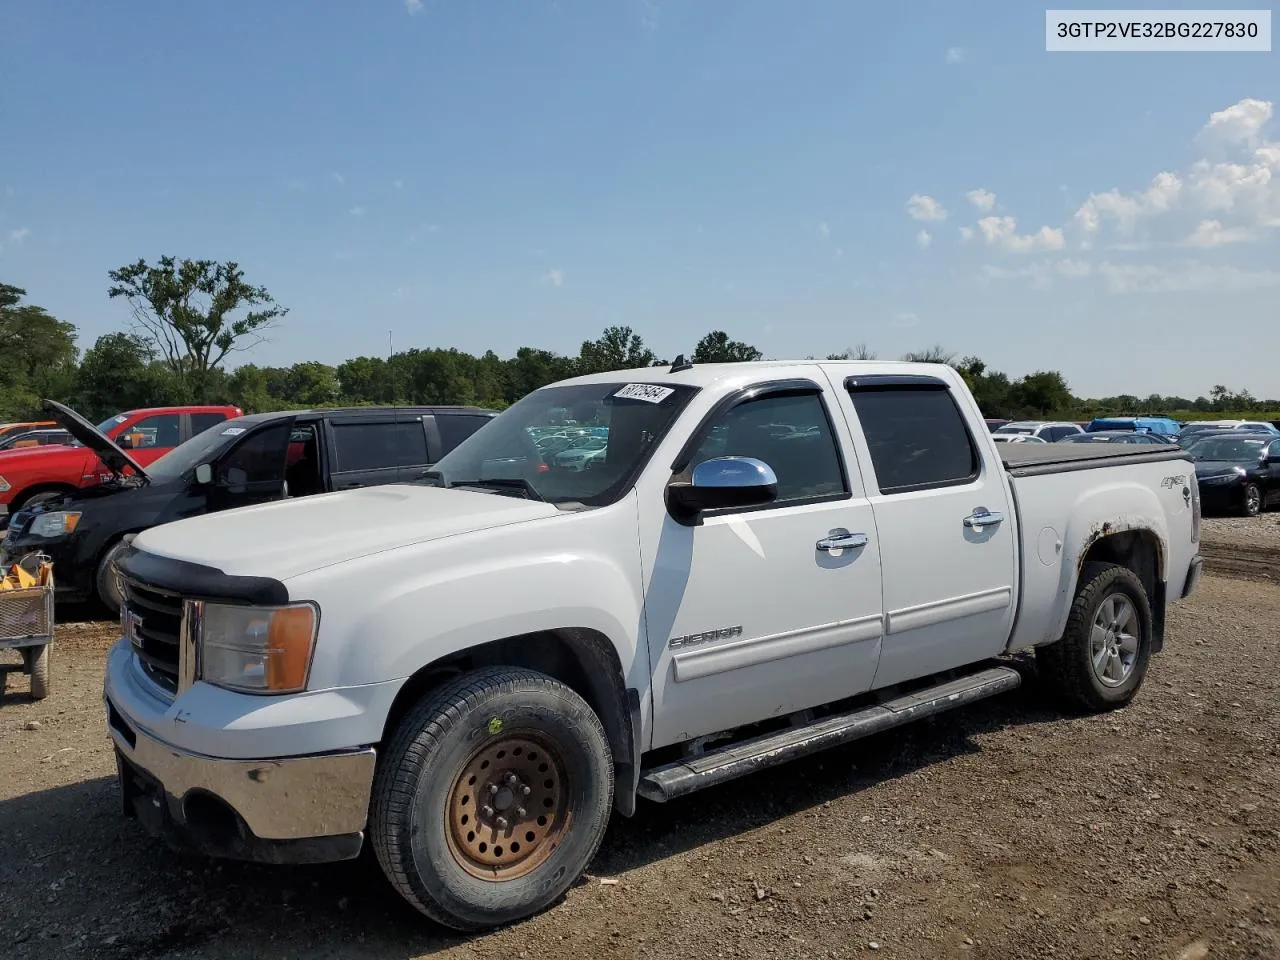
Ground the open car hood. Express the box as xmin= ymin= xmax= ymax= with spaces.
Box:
xmin=41 ymin=398 xmax=149 ymax=480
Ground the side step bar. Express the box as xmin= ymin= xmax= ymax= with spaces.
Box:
xmin=637 ymin=665 xmax=1021 ymax=803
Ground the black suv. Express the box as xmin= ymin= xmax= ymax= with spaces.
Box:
xmin=0 ymin=404 xmax=498 ymax=612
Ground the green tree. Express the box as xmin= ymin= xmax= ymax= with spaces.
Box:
xmin=692 ymin=330 xmax=763 ymax=363
xmin=107 ymin=256 xmax=288 ymax=401
xmin=575 ymin=326 xmax=657 ymax=375
xmin=72 ymin=332 xmax=178 ymax=420
xmin=1010 ymin=371 xmax=1074 ymax=417
xmin=0 ymin=283 xmax=79 ymax=419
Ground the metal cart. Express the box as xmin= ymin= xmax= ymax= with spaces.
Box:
xmin=0 ymin=552 xmax=55 ymax=700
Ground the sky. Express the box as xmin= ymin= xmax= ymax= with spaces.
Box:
xmin=1 ymin=0 xmax=1277 ymax=400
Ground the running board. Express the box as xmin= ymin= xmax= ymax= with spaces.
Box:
xmin=637 ymin=665 xmax=1021 ymax=803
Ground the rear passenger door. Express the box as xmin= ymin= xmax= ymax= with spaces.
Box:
xmin=326 ymin=416 xmax=431 ymax=490
xmin=831 ymin=373 xmax=1018 ymax=688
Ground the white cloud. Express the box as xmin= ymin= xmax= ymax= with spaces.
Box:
xmin=833 ymin=247 xmax=844 ymax=261
xmin=966 ymin=188 xmax=996 ymax=211
xmin=916 ymin=229 xmax=932 ymax=249
xmin=980 ymin=257 xmax=1280 ymax=294
xmin=1184 ymin=219 xmax=1255 ymax=248
xmin=945 ymin=47 xmax=963 ymax=64
xmin=958 ymin=226 xmax=975 ymax=243
xmin=330 ymin=171 xmax=345 ymax=185
xmin=818 ymin=221 xmax=830 ymax=238
xmin=1074 ymin=171 xmax=1183 ymax=236
xmin=906 ymin=194 xmax=947 ymax=221
xmin=7 ymin=227 xmax=30 ymax=245
xmin=539 ymin=268 xmax=565 ymax=288
xmin=1199 ymin=97 xmax=1273 ymax=147
xmin=892 ymin=312 xmax=919 ymax=327
xmin=641 ymin=0 xmax=660 ymax=31
xmin=392 ymin=179 xmax=403 ymax=189
xmin=976 ymin=215 xmax=1064 ymax=252
xmin=349 ymin=205 xmax=365 ymax=217
xmin=405 ymin=0 xmax=423 ymax=14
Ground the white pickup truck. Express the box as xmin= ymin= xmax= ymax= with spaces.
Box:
xmin=103 ymin=359 xmax=1203 ymax=930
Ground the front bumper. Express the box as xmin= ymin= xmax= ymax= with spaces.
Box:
xmin=103 ymin=640 xmax=386 ymax=865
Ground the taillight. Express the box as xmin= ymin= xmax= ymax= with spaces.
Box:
xmin=1190 ymin=475 xmax=1201 ymax=543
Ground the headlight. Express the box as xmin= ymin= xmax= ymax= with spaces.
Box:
xmin=198 ymin=601 xmax=319 ymax=694
xmin=29 ymin=511 xmax=81 ymax=537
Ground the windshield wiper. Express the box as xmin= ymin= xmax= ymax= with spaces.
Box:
xmin=449 ymin=477 xmax=546 ymax=501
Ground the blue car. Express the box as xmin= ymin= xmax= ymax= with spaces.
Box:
xmin=1084 ymin=416 xmax=1182 ymax=437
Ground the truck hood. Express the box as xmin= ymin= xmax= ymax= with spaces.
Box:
xmin=131 ymin=484 xmax=562 ymax=581
xmin=42 ymin=398 xmax=148 ymax=479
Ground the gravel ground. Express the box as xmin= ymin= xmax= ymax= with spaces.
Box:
xmin=1 ymin=530 xmax=1277 ymax=960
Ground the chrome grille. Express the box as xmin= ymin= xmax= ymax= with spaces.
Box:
xmin=120 ymin=575 xmax=183 ymax=695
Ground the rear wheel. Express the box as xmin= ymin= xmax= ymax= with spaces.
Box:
xmin=370 ymin=666 xmax=614 ymax=931
xmin=1037 ymin=561 xmax=1152 ymax=712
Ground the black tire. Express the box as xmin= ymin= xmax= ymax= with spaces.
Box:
xmin=1037 ymin=561 xmax=1152 ymax=712
xmin=1241 ymin=482 xmax=1262 ymax=517
xmin=95 ymin=534 xmax=136 ymax=615
xmin=23 ymin=644 xmax=50 ymax=700
xmin=370 ymin=666 xmax=614 ymax=931
xmin=13 ymin=487 xmax=74 ymax=512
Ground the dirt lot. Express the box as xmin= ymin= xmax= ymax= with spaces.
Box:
xmin=1 ymin=520 xmax=1277 ymax=960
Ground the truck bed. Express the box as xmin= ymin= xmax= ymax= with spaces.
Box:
xmin=999 ymin=442 xmax=1189 ymax=477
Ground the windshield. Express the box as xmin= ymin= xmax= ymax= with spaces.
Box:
xmin=96 ymin=413 xmax=129 ymax=433
xmin=994 ymin=426 xmax=1034 ymax=435
xmin=145 ymin=419 xmax=251 ymax=480
xmin=426 ymin=381 xmax=699 ymax=505
xmin=1061 ymin=433 xmax=1110 ymax=442
xmin=1186 ymin=437 xmax=1266 ymax=461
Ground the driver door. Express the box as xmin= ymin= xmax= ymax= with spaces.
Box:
xmin=206 ymin=421 xmax=294 ymax=512
xmin=640 ymin=380 xmax=885 ymax=749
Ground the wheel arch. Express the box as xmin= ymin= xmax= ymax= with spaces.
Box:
xmin=380 ymin=627 xmax=642 ymax=817
xmin=1074 ymin=526 xmax=1166 ymax=651
xmin=10 ymin=482 xmax=79 ymax=510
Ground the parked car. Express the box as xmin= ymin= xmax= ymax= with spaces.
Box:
xmin=103 ymin=359 xmax=1200 ymax=931
xmin=0 ymin=401 xmax=242 ymax=524
xmin=984 ymin=418 xmax=1010 ymax=432
xmin=1058 ymin=430 xmax=1173 ymax=446
xmin=993 ymin=421 xmax=1083 ymax=442
xmin=992 ymin=433 xmax=1047 ymax=443
xmin=1181 ymin=419 xmax=1279 ymax=437
xmin=0 ymin=420 xmax=58 ymax=443
xmin=553 ymin=435 xmax=608 ymax=470
xmin=1084 ymin=416 xmax=1181 ymax=437
xmin=0 ymin=402 xmax=497 ymax=613
xmin=0 ymin=427 xmax=75 ymax=451
xmin=1181 ymin=431 xmax=1280 ymax=516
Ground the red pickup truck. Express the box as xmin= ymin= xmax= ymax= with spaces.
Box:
xmin=0 ymin=402 xmax=242 ymax=522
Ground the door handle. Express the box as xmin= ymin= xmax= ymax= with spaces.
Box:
xmin=816 ymin=531 xmax=869 ymax=552
xmin=963 ymin=507 xmax=1005 ymax=530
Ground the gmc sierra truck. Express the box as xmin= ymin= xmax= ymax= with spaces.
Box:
xmin=102 ymin=359 xmax=1202 ymax=931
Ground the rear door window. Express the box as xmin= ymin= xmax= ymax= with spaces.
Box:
xmin=436 ymin=414 xmax=494 ymax=456
xmin=849 ymin=384 xmax=980 ymax=494
xmin=191 ymin=412 xmax=229 ymax=436
xmin=330 ymin=419 xmax=431 ymax=487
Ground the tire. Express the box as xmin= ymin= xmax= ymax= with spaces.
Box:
xmin=23 ymin=644 xmax=50 ymax=700
xmin=1037 ymin=561 xmax=1152 ymax=712
xmin=95 ymin=534 xmax=137 ymax=615
xmin=370 ymin=666 xmax=614 ymax=931
xmin=13 ymin=488 xmax=74 ymax=512
xmin=1241 ymin=482 xmax=1262 ymax=517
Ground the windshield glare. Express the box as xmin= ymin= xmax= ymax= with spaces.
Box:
xmin=1187 ymin=438 xmax=1266 ymax=461
xmin=427 ymin=382 xmax=699 ymax=505
xmin=145 ymin=420 xmax=245 ymax=480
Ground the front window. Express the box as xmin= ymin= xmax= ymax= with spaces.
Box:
xmin=1185 ymin=437 xmax=1266 ymax=461
xmin=146 ymin=419 xmax=256 ymax=480
xmin=426 ymin=381 xmax=699 ymax=505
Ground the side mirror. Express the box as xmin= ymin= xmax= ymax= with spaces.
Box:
xmin=667 ymin=456 xmax=778 ymax=525
xmin=194 ymin=463 xmax=213 ymax=485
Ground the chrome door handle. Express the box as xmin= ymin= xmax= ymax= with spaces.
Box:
xmin=816 ymin=531 xmax=869 ymax=552
xmin=963 ymin=508 xmax=1005 ymax=530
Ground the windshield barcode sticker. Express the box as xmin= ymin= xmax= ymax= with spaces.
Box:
xmin=614 ymin=383 xmax=674 ymax=404
xmin=221 ymin=427 xmax=246 ymax=436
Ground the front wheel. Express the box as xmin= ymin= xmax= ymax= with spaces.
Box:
xmin=1241 ymin=482 xmax=1262 ymax=517
xmin=95 ymin=534 xmax=136 ymax=615
xmin=370 ymin=667 xmax=614 ymax=931
xmin=1037 ymin=561 xmax=1153 ymax=712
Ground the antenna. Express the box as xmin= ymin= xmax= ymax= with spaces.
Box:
xmin=669 ymin=354 xmax=693 ymax=373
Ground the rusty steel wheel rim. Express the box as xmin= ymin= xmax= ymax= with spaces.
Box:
xmin=444 ymin=733 xmax=572 ymax=881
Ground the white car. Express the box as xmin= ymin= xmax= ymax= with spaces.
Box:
xmin=553 ymin=436 xmax=607 ymax=470
xmin=992 ymin=433 xmax=1047 ymax=444
xmin=103 ymin=360 xmax=1202 ymax=932
xmin=992 ymin=420 xmax=1084 ymax=442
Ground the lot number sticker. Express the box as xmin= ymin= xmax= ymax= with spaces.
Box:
xmin=614 ymin=383 xmax=675 ymax=404
xmin=221 ymin=427 xmax=246 ymax=436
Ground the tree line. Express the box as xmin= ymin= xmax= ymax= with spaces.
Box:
xmin=2 ymin=258 xmax=1277 ymax=426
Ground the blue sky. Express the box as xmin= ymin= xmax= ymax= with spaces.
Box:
xmin=1 ymin=0 xmax=1276 ymax=399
